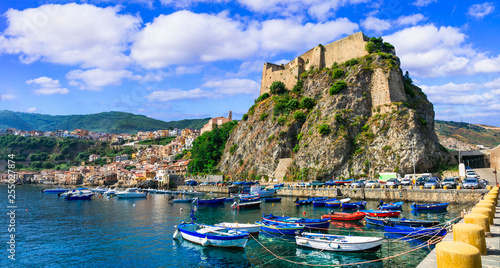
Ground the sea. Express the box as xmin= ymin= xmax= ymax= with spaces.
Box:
xmin=0 ymin=185 xmax=470 ymax=268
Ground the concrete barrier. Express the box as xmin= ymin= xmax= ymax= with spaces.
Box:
xmin=431 ymin=186 xmax=436 ymax=190
xmin=464 ymin=213 xmax=490 ymax=235
xmin=486 ymin=185 xmax=492 ymax=190
xmin=420 ymin=186 xmax=424 ymax=189
xmin=453 ymin=223 xmax=487 ymax=255
xmin=457 ymin=185 xmax=462 ymax=190
xmin=436 ymin=241 xmax=481 ymax=268
xmin=443 ymin=185 xmax=448 ymax=190
xmin=471 ymin=207 xmax=494 ymax=225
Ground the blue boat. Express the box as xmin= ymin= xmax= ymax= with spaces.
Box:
xmin=223 ymin=197 xmax=235 ymax=202
xmin=366 ymin=216 xmax=440 ymax=228
xmin=295 ymin=197 xmax=326 ymax=205
xmin=42 ymin=188 xmax=69 ymax=194
xmin=172 ymin=198 xmax=195 ymax=203
xmin=64 ymin=189 xmax=93 ymax=200
xmin=384 ymin=225 xmax=447 ymax=237
xmin=263 ymin=197 xmax=281 ymax=202
xmin=312 ymin=198 xmax=337 ymax=207
xmin=325 ymin=200 xmax=341 ymax=207
xmin=324 ymin=180 xmax=336 ymax=186
xmin=262 ymin=214 xmax=330 ymax=229
xmin=341 ymin=201 xmax=367 ymax=210
xmin=256 ymin=220 xmax=304 ymax=235
xmin=379 ymin=201 xmax=403 ymax=210
xmin=196 ymin=197 xmax=225 ymax=205
xmin=410 ymin=202 xmax=449 ymax=211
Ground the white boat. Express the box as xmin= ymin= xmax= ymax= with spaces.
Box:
xmin=91 ymin=187 xmax=107 ymax=194
xmin=295 ymin=232 xmax=383 ymax=252
xmin=103 ymin=188 xmax=118 ymax=197
xmin=175 ymin=222 xmax=249 ymax=249
xmin=116 ymin=188 xmax=147 ymax=198
xmin=214 ymin=222 xmax=261 ymax=235
xmin=250 ymin=185 xmax=276 ymax=198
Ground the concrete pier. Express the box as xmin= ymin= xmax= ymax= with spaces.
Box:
xmin=417 ymin=197 xmax=500 ymax=267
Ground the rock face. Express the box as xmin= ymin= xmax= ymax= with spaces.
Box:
xmin=219 ymin=53 xmax=452 ymax=181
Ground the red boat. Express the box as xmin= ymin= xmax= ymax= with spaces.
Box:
xmin=358 ymin=210 xmax=401 ymax=217
xmin=321 ymin=211 xmax=366 ymax=221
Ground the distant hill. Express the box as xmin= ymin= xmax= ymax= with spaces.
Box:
xmin=435 ymin=120 xmax=500 ymax=150
xmin=0 ymin=110 xmax=210 ymax=134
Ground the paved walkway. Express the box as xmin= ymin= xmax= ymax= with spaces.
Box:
xmin=475 ymin=168 xmax=499 ymax=187
xmin=417 ymin=195 xmax=500 ymax=267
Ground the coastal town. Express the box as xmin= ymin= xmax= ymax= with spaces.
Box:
xmin=0 ymin=112 xmax=234 ymax=188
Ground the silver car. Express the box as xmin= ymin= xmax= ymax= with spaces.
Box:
xmin=462 ymin=178 xmax=484 ymax=189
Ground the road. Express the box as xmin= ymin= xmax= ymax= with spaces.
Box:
xmin=475 ymin=167 xmax=499 ymax=187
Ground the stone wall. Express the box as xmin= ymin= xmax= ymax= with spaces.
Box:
xmin=274 ymin=158 xmax=293 ymax=182
xmin=260 ymin=32 xmax=369 ymax=95
xmin=276 ymin=186 xmax=487 ymax=204
xmin=370 ymin=68 xmax=407 ymax=111
xmin=490 ymin=145 xmax=500 ymax=170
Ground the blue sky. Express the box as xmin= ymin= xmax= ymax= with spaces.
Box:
xmin=0 ymin=0 xmax=499 ymax=126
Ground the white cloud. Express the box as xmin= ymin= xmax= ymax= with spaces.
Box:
xmin=202 ymin=78 xmax=260 ymax=95
xmin=0 ymin=93 xmax=17 ymax=100
xmin=468 ymin=2 xmax=495 ymax=19
xmin=396 ymin=14 xmax=426 ymax=26
xmin=67 ymin=68 xmax=135 ymax=90
xmin=412 ymin=0 xmax=436 ymax=7
xmin=360 ymin=16 xmax=391 ymax=33
xmin=0 ymin=3 xmax=141 ymax=69
xmin=160 ymin=0 xmax=228 ymax=8
xmin=145 ymin=88 xmax=214 ymax=101
xmin=26 ymin=107 xmax=37 ymax=113
xmin=131 ymin=10 xmax=358 ymax=68
xmin=26 ymin=76 xmax=69 ymax=95
xmin=131 ymin=11 xmax=258 ymax=69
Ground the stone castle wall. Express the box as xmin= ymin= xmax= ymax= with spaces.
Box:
xmin=370 ymin=68 xmax=407 ymax=112
xmin=260 ymin=32 xmax=369 ymax=95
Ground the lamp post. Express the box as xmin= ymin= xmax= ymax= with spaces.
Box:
xmin=493 ymin=169 xmax=498 ymax=187
xmin=412 ymin=139 xmax=416 ymax=184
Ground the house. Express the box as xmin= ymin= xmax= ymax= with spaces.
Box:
xmin=69 ymin=172 xmax=83 ymax=185
xmin=200 ymin=111 xmax=232 ymax=134
xmin=89 ymin=154 xmax=101 ymax=162
xmin=115 ymin=154 xmax=129 ymax=162
xmin=103 ymin=171 xmax=117 ymax=185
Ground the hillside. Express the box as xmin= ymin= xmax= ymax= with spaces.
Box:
xmin=219 ymin=38 xmax=452 ymax=181
xmin=435 ymin=120 xmax=500 ymax=150
xmin=0 ymin=110 xmax=210 ymax=134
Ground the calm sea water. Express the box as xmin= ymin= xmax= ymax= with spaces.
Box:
xmin=0 ymin=185 xmax=470 ymax=268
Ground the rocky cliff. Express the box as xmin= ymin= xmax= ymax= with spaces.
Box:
xmin=219 ymin=52 xmax=452 ymax=181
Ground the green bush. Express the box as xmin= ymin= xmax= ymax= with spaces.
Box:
xmin=293 ymin=144 xmax=300 ymax=153
xmin=344 ymin=58 xmax=359 ymax=67
xmin=297 ymin=133 xmax=303 ymax=140
xmin=42 ymin=161 xmax=55 ymax=169
xmin=255 ymin=92 xmax=270 ymax=103
xmin=330 ymin=81 xmax=347 ymax=95
xmin=299 ymin=97 xmax=315 ymax=109
xmin=419 ymin=118 xmax=428 ymax=126
xmin=277 ymin=116 xmax=286 ymax=125
xmin=242 ymin=114 xmax=248 ymax=121
xmin=361 ymin=124 xmax=370 ymax=131
xmin=292 ymin=79 xmax=304 ymax=94
xmin=365 ymin=37 xmax=394 ymax=54
xmin=318 ymin=124 xmax=331 ymax=135
xmin=260 ymin=113 xmax=268 ymax=121
xmin=270 ymin=81 xmax=287 ymax=95
xmin=293 ymin=111 xmax=307 ymax=122
xmin=229 ymin=144 xmax=237 ymax=155
xmin=332 ymin=69 xmax=344 ymax=79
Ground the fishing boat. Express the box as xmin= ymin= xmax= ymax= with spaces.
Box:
xmin=223 ymin=197 xmax=235 ymax=202
xmin=295 ymin=232 xmax=383 ymax=252
xmin=295 ymin=197 xmax=327 ymax=205
xmin=172 ymin=198 xmax=196 ymax=203
xmin=411 ymin=202 xmax=449 ymax=211
xmin=116 ymin=188 xmax=147 ymax=198
xmin=231 ymin=200 xmax=261 ymax=209
xmin=334 ymin=179 xmax=354 ymax=185
xmin=256 ymin=220 xmax=305 ymax=235
xmin=359 ymin=210 xmax=401 ymax=217
xmin=341 ymin=201 xmax=366 ymax=210
xmin=42 ymin=188 xmax=69 ymax=194
xmin=215 ymin=222 xmax=261 ymax=235
xmin=365 ymin=216 xmax=439 ymax=228
xmin=313 ymin=198 xmax=337 ymax=207
xmin=262 ymin=214 xmax=330 ymax=228
xmin=174 ymin=222 xmax=250 ymax=249
xmin=103 ymin=188 xmax=118 ymax=197
xmin=196 ymin=197 xmax=225 ymax=205
xmin=321 ymin=211 xmax=366 ymax=221
xmin=239 ymin=195 xmax=260 ymax=202
xmin=263 ymin=197 xmax=282 ymax=202
xmin=379 ymin=201 xmax=403 ymax=210
xmin=64 ymin=189 xmax=93 ymax=200
xmin=384 ymin=225 xmax=447 ymax=237
xmin=180 ymin=190 xmax=206 ymax=196
xmin=250 ymin=185 xmax=276 ymax=198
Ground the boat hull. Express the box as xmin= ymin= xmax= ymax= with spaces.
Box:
xmin=411 ymin=203 xmax=449 ymax=211
xmin=257 ymin=221 xmax=304 ymax=235
xmin=116 ymin=193 xmax=147 ymax=198
xmin=233 ymin=201 xmax=261 ymax=209
xmin=295 ymin=233 xmax=383 ymax=252
xmin=341 ymin=201 xmax=366 ymax=210
xmin=215 ymin=223 xmax=261 ymax=235
xmin=263 ymin=215 xmax=330 ymax=229
xmin=263 ymin=198 xmax=281 ymax=202
xmin=322 ymin=212 xmax=365 ymax=221
xmin=359 ymin=210 xmax=401 ymax=217
xmin=197 ymin=198 xmax=225 ymax=205
xmin=65 ymin=194 xmax=93 ymax=200
xmin=43 ymin=188 xmax=69 ymax=194
xmin=384 ymin=226 xmax=447 ymax=237
xmin=366 ymin=216 xmax=439 ymax=227
xmin=178 ymin=223 xmax=249 ymax=249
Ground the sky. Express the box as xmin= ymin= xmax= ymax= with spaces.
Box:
xmin=0 ymin=0 xmax=499 ymax=127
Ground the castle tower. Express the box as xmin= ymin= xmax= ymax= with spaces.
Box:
xmin=228 ymin=111 xmax=232 ymax=121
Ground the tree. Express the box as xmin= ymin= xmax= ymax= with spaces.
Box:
xmin=42 ymin=162 xmax=55 ymax=169
xmin=299 ymin=97 xmax=315 ymax=109
xmin=269 ymin=81 xmax=287 ymax=95
xmin=293 ymin=111 xmax=307 ymax=122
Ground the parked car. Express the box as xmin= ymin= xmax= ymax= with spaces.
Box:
xmin=466 ymin=170 xmax=478 ymax=178
xmin=415 ymin=177 xmax=427 ymax=186
xmin=442 ymin=177 xmax=458 ymax=188
xmin=365 ymin=180 xmax=380 ymax=188
xmin=351 ymin=180 xmax=366 ymax=188
xmin=424 ymin=178 xmax=441 ymax=189
xmin=185 ymin=180 xmax=198 ymax=186
xmin=462 ymin=178 xmax=484 ymax=189
xmin=386 ymin=179 xmax=401 ymax=187
xmin=401 ymin=178 xmax=412 ymax=186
